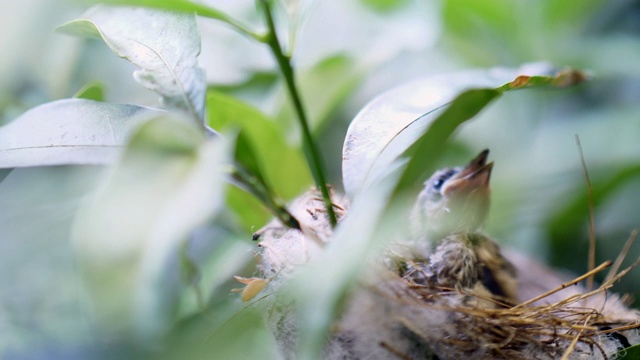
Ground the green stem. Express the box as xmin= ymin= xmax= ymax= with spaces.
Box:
xmin=258 ymin=0 xmax=338 ymax=227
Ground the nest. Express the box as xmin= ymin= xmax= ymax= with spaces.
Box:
xmin=243 ymin=189 xmax=640 ymax=360
xmin=343 ymin=243 xmax=640 ymax=360
xmin=381 ymin=263 xmax=640 ymax=359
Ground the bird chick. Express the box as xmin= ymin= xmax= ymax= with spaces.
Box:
xmin=414 ymin=149 xmax=493 ymax=239
xmin=410 ymin=150 xmax=518 ymax=305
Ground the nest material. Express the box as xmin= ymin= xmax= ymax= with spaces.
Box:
xmin=245 ymin=189 xmax=640 ymax=360
xmin=379 ymin=267 xmax=639 ymax=360
xmin=328 ymin=250 xmax=640 ymax=360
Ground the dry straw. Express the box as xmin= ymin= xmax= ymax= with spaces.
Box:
xmin=374 ymin=233 xmax=640 ymax=360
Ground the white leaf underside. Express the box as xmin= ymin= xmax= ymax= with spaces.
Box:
xmin=58 ymin=5 xmax=206 ymax=121
xmin=0 ymin=99 xmax=165 ymax=168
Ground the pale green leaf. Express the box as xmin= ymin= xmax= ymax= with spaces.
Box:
xmin=0 ymin=99 xmax=165 ymax=168
xmin=72 ymin=116 xmax=229 ymax=339
xmin=57 ymin=5 xmax=206 ymax=123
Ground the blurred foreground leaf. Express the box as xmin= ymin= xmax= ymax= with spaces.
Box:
xmin=0 ymin=99 xmax=164 ymax=168
xmin=0 ymin=166 xmax=105 ymax=355
xmin=546 ymin=163 xmax=640 ymax=268
xmin=394 ymin=68 xmax=586 ymax=198
xmin=617 ymin=344 xmax=640 ymax=360
xmin=615 ymin=345 xmax=640 ymax=360
xmin=58 ymin=5 xmax=206 ymax=122
xmin=72 ymin=116 xmax=229 ymax=339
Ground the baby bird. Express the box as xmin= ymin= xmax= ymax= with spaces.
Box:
xmin=410 ymin=150 xmax=518 ymax=305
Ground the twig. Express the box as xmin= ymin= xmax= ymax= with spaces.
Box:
xmin=604 ymin=229 xmax=638 ymax=283
xmin=513 ymin=260 xmax=612 ymax=309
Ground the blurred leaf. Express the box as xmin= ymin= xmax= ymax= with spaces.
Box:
xmin=441 ymin=0 xmax=604 ymax=65
xmin=541 ymin=0 xmax=605 ymax=28
xmin=72 ymin=116 xmax=229 ymax=339
xmin=0 ymin=166 xmax=105 ymax=354
xmin=74 ymin=81 xmax=106 ymax=101
xmin=232 ymin=131 xmax=300 ymax=230
xmin=208 ymin=90 xmax=311 ymax=198
xmin=207 ymin=90 xmax=311 ymax=230
xmin=359 ymin=0 xmax=411 ymax=12
xmin=442 ymin=0 xmax=522 ymax=64
xmin=277 ymin=54 xmax=362 ymax=136
xmin=293 ymin=179 xmax=404 ymax=360
xmin=616 ymin=343 xmax=640 ymax=360
xmin=211 ymin=71 xmax=279 ymax=95
xmin=234 ymin=131 xmax=270 ymax=190
xmin=179 ymin=241 xmax=203 ymax=309
xmin=547 ymin=164 xmax=640 ymax=266
xmin=164 ymin=302 xmax=280 ymax=360
xmin=57 ymin=5 xmax=207 ymax=123
xmin=0 ymin=99 xmax=164 ymax=168
xmin=394 ymin=68 xmax=587 ymax=197
xmin=342 ymin=63 xmax=585 ymax=197
xmin=224 ymin=185 xmax=272 ymax=232
xmin=391 ymin=89 xmax=500 ymax=197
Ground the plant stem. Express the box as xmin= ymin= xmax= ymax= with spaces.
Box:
xmin=257 ymin=0 xmax=337 ymax=227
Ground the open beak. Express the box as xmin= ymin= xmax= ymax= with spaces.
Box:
xmin=442 ymin=149 xmax=493 ymax=196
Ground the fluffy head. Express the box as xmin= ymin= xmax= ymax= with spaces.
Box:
xmin=415 ymin=149 xmax=493 ymax=239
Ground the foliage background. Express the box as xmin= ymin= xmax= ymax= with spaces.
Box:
xmin=1 ymin=0 xmax=640 ymax=358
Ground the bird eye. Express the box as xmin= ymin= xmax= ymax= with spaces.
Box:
xmin=431 ymin=169 xmax=456 ymax=191
xmin=433 ymin=177 xmax=445 ymax=190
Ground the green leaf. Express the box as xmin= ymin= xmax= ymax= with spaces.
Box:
xmin=341 ymin=64 xmax=587 ymax=198
xmin=546 ymin=163 xmax=640 ymax=268
xmin=57 ymin=5 xmax=207 ymax=123
xmin=207 ymin=90 xmax=311 ymax=199
xmin=391 ymin=89 xmax=500 ymax=197
xmin=359 ymin=0 xmax=411 ymax=12
xmin=73 ymin=81 xmax=106 ymax=101
xmin=616 ymin=343 xmax=640 ymax=360
xmin=441 ymin=0 xmax=603 ymax=65
xmin=232 ymin=131 xmax=300 ymax=230
xmin=393 ymin=69 xmax=587 ymax=198
xmin=72 ymin=116 xmax=229 ymax=339
xmin=0 ymin=99 xmax=165 ymax=168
